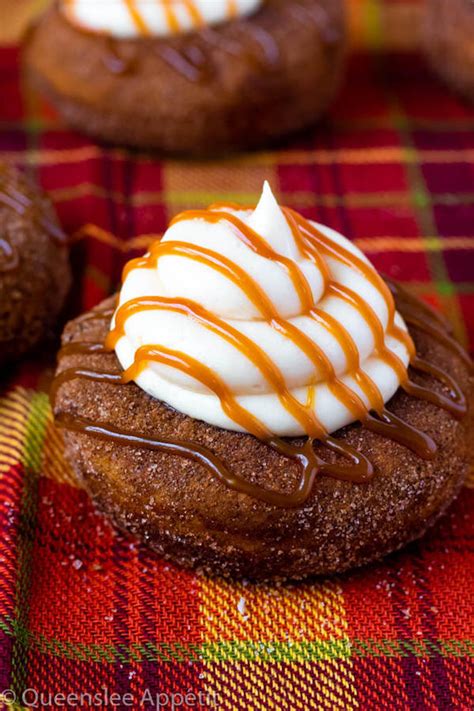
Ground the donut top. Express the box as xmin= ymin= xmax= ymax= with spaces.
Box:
xmin=61 ymin=0 xmax=263 ymax=38
xmin=108 ymin=183 xmax=416 ymax=439
xmin=52 ymin=186 xmax=471 ymax=507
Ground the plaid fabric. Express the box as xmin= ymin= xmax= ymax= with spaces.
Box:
xmin=1 ymin=1 xmax=474 ymax=708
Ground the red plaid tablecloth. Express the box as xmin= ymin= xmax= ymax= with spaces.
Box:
xmin=1 ymin=1 xmax=473 ymax=708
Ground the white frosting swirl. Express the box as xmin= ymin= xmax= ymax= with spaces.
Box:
xmin=112 ymin=183 xmax=411 ymax=437
xmin=61 ymin=0 xmax=263 ymax=38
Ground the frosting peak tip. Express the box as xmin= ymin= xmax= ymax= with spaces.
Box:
xmin=248 ymin=182 xmax=296 ymax=257
xmin=255 ymin=180 xmax=278 ymax=211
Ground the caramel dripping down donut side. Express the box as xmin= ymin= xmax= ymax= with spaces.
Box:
xmin=52 ymin=206 xmax=472 ymax=507
xmin=51 ymin=361 xmax=375 ymax=509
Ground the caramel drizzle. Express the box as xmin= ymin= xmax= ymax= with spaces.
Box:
xmin=119 ymin=207 xmax=413 ymax=432
xmin=52 ymin=286 xmax=470 ymax=507
xmin=84 ymin=0 xmax=281 ymax=82
xmin=98 ymin=0 xmax=237 ymax=36
xmin=58 ymin=341 xmax=109 ymax=359
xmin=53 ymin=302 xmax=376 ymax=507
xmin=387 ymin=279 xmax=472 ymax=372
xmin=161 ymin=0 xmax=205 ymax=33
xmin=55 ymin=408 xmax=373 ymax=507
xmin=115 ymin=206 xmax=456 ymax=458
xmin=281 ymin=211 xmax=469 ymax=417
xmin=53 ymin=206 xmax=472 ymax=507
xmin=77 ymin=306 xmax=116 ymax=323
xmin=112 ymin=205 xmax=468 ymax=447
xmin=106 ymin=296 xmax=323 ymax=436
xmin=124 ymin=0 xmax=150 ymax=34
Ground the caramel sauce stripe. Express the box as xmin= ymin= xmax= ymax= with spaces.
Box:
xmin=107 ymin=296 xmax=324 ymax=436
xmin=80 ymin=0 xmax=226 ymax=36
xmin=131 ymin=209 xmax=469 ymax=427
xmin=52 ymin=366 xmax=375 ymax=507
xmin=124 ymin=0 xmax=150 ymax=34
xmin=55 ymin=410 xmax=373 ymax=508
xmin=170 ymin=209 xmax=317 ymax=312
xmin=114 ymin=238 xmax=369 ymax=438
xmin=166 ymin=209 xmax=411 ymax=419
xmin=123 ymin=344 xmax=270 ymax=439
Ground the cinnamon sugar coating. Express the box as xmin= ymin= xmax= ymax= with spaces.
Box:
xmin=53 ymin=295 xmax=473 ymax=580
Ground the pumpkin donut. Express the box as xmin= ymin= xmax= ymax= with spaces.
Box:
xmin=24 ymin=0 xmax=346 ymax=154
xmin=51 ymin=186 xmax=473 ymax=579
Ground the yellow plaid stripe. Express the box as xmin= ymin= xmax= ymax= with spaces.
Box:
xmin=0 ymin=390 xmax=35 ymax=474
xmin=200 ymin=576 xmax=358 ymax=708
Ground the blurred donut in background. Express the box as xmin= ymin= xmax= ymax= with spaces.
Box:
xmin=0 ymin=162 xmax=70 ymax=365
xmin=23 ymin=0 xmax=347 ymax=154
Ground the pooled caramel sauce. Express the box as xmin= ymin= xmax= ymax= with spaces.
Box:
xmin=52 ymin=208 xmax=472 ymax=507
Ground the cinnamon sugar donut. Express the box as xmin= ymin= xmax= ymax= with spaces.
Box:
xmin=51 ymin=188 xmax=473 ymax=579
xmin=52 ymin=292 xmax=472 ymax=580
xmin=0 ymin=163 xmax=70 ymax=366
xmin=24 ymin=0 xmax=346 ymax=154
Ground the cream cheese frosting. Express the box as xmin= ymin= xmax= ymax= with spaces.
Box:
xmin=109 ymin=183 xmax=413 ymax=438
xmin=61 ymin=0 xmax=263 ymax=38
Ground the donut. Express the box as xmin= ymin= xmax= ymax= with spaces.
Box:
xmin=51 ymin=187 xmax=473 ymax=579
xmin=423 ymin=0 xmax=474 ymax=101
xmin=0 ymin=162 xmax=71 ymax=366
xmin=24 ymin=0 xmax=346 ymax=154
